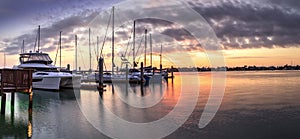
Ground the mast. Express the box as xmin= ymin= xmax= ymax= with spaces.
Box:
xmin=59 ymin=31 xmax=62 ymax=70
xmin=75 ymin=35 xmax=78 ymax=71
xmin=160 ymin=44 xmax=162 ymax=73
xmin=89 ymin=28 xmax=92 ymax=72
xmin=112 ymin=6 xmax=115 ymax=75
xmin=150 ymin=33 xmax=152 ymax=67
xmin=144 ymin=29 xmax=147 ymax=67
xmin=38 ymin=25 xmax=40 ymax=52
xmin=97 ymin=36 xmax=99 ymax=62
xmin=133 ymin=20 xmax=136 ymax=67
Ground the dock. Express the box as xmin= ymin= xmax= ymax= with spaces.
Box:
xmin=0 ymin=69 xmax=33 ymax=138
xmin=0 ymin=69 xmax=33 ymax=114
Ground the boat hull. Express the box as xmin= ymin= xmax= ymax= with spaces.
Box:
xmin=33 ymin=76 xmax=61 ymax=90
xmin=33 ymin=73 xmax=81 ymax=90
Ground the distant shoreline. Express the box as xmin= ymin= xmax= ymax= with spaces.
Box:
xmin=167 ymin=64 xmax=300 ymax=72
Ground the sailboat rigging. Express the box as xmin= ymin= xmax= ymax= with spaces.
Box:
xmin=13 ymin=26 xmax=81 ymax=90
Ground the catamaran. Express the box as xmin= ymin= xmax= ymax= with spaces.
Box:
xmin=13 ymin=26 xmax=81 ymax=90
xmin=14 ymin=52 xmax=81 ymax=90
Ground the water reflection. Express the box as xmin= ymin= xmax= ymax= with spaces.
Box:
xmin=1 ymin=71 xmax=299 ymax=138
xmin=0 ymin=93 xmax=33 ymax=139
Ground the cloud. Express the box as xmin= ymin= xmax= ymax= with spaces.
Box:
xmin=3 ymin=0 xmax=300 ymax=57
xmin=190 ymin=0 xmax=300 ymax=49
xmin=1 ymin=10 xmax=102 ymax=55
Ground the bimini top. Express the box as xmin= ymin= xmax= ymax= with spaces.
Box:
xmin=19 ymin=52 xmax=53 ymax=65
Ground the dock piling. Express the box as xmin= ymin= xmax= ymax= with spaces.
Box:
xmin=126 ymin=64 xmax=128 ymax=91
xmin=141 ymin=62 xmax=144 ymax=83
xmin=1 ymin=93 xmax=6 ymax=115
xmin=98 ymin=58 xmax=106 ymax=93
xmin=11 ymin=92 xmax=15 ymax=111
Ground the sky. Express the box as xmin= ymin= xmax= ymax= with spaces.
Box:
xmin=0 ymin=0 xmax=299 ymax=69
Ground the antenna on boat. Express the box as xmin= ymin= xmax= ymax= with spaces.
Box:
xmin=112 ymin=6 xmax=115 ymax=75
xmin=144 ymin=29 xmax=147 ymax=67
xmin=22 ymin=40 xmax=25 ymax=53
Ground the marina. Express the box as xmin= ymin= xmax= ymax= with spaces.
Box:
xmin=0 ymin=0 xmax=299 ymax=138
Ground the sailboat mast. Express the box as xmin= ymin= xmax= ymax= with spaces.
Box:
xmin=144 ymin=29 xmax=147 ymax=67
xmin=150 ymin=33 xmax=152 ymax=67
xmin=59 ymin=31 xmax=62 ymax=70
xmin=112 ymin=6 xmax=115 ymax=75
xmin=75 ymin=35 xmax=78 ymax=71
xmin=38 ymin=25 xmax=40 ymax=52
xmin=160 ymin=44 xmax=162 ymax=73
xmin=133 ymin=20 xmax=136 ymax=67
xmin=89 ymin=28 xmax=92 ymax=71
xmin=97 ymin=36 xmax=99 ymax=61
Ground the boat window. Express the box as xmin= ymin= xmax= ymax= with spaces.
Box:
xmin=20 ymin=53 xmax=53 ymax=64
xmin=36 ymin=73 xmax=49 ymax=75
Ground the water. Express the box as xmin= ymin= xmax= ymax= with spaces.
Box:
xmin=1 ymin=71 xmax=300 ymax=139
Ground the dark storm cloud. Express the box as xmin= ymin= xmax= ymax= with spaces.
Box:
xmin=135 ymin=18 xmax=173 ymax=27
xmin=3 ymin=11 xmax=99 ymax=55
xmin=2 ymin=0 xmax=299 ymax=56
xmin=190 ymin=0 xmax=300 ymax=49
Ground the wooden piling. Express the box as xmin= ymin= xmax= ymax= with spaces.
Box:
xmin=140 ymin=62 xmax=144 ymax=96
xmin=141 ymin=62 xmax=144 ymax=83
xmin=1 ymin=93 xmax=6 ymax=115
xmin=126 ymin=64 xmax=128 ymax=91
xmin=171 ymin=66 xmax=174 ymax=83
xmin=98 ymin=58 xmax=106 ymax=93
xmin=11 ymin=92 xmax=15 ymax=111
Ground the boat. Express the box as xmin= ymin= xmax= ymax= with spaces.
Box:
xmin=13 ymin=26 xmax=81 ymax=90
xmin=14 ymin=52 xmax=81 ymax=90
xmin=83 ymin=7 xmax=145 ymax=84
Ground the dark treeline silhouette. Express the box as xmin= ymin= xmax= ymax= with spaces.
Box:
xmin=151 ymin=64 xmax=300 ymax=72
xmin=196 ymin=64 xmax=300 ymax=72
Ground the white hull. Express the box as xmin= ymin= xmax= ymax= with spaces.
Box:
xmin=33 ymin=76 xmax=61 ymax=90
xmin=33 ymin=72 xmax=81 ymax=90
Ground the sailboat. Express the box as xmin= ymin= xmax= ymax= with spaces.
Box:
xmin=129 ymin=26 xmax=169 ymax=80
xmin=13 ymin=26 xmax=81 ymax=90
xmin=89 ymin=6 xmax=145 ymax=84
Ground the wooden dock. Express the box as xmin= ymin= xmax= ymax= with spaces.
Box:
xmin=0 ymin=69 xmax=33 ymax=114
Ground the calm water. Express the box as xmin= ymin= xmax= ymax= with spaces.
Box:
xmin=1 ymin=71 xmax=299 ymax=139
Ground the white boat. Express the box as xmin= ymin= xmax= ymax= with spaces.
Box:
xmin=14 ymin=52 xmax=81 ymax=90
xmin=86 ymin=72 xmax=144 ymax=84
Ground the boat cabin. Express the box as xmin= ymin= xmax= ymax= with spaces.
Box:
xmin=19 ymin=52 xmax=53 ymax=65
